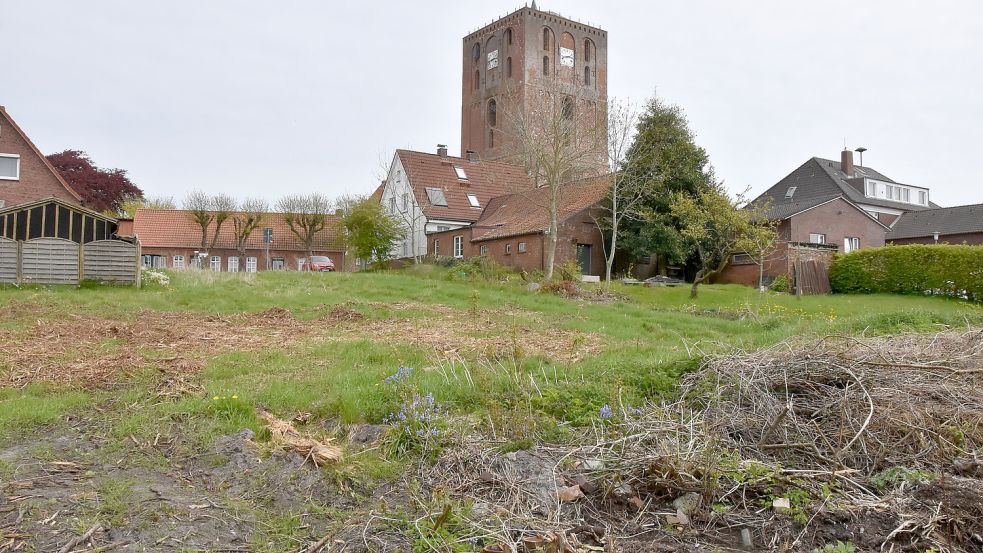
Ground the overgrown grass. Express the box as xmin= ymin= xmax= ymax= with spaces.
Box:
xmin=1 ymin=269 xmax=980 ymax=445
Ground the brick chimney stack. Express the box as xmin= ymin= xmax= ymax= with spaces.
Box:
xmin=465 ymin=150 xmax=479 ymax=163
xmin=437 ymin=144 xmax=448 ymax=159
xmin=840 ymin=149 xmax=855 ymax=176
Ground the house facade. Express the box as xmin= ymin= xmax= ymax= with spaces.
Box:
xmin=127 ymin=208 xmax=344 ymax=272
xmin=379 ymin=146 xmax=533 ymax=259
xmin=0 ymin=106 xmax=83 ymax=209
xmin=426 ymin=175 xmax=609 ymax=276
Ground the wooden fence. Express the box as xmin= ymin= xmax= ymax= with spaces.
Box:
xmin=0 ymin=237 xmax=140 ymax=286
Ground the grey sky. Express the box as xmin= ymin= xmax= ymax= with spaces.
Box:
xmin=3 ymin=1 xmax=982 ymax=207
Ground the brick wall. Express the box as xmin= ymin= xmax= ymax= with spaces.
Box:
xmin=788 ymin=198 xmax=886 ymax=250
xmin=889 ymin=233 xmax=983 ymax=246
xmin=139 ymin=246 xmax=345 ymax=271
xmin=0 ymin=110 xmax=80 ymax=208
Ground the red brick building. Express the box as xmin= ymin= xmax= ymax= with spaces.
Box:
xmin=127 ymin=208 xmax=344 ymax=272
xmin=461 ymin=6 xmax=608 ymax=161
xmin=0 ymin=106 xmax=83 ymax=209
xmin=427 ymin=176 xmax=609 ymax=276
xmin=886 ymin=203 xmax=983 ymax=246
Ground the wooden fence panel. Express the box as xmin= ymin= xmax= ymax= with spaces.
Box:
xmin=83 ymin=240 xmax=138 ymax=284
xmin=21 ymin=238 xmax=79 ymax=285
xmin=0 ymin=238 xmax=16 ymax=284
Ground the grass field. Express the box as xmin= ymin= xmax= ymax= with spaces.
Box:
xmin=2 ymin=267 xmax=981 ymax=439
xmin=2 ymin=267 xmax=982 ymax=551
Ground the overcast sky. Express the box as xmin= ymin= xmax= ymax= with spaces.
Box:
xmin=3 ymin=1 xmax=982 ymax=207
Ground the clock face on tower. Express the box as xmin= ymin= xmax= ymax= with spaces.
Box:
xmin=487 ymin=50 xmax=499 ymax=70
xmin=559 ymin=47 xmax=574 ymax=67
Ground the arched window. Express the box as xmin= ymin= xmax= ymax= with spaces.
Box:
xmin=584 ymin=66 xmax=591 ymax=85
xmin=543 ymin=56 xmax=550 ymax=76
xmin=505 ymin=28 xmax=513 ymax=45
xmin=506 ymin=56 xmax=513 ymax=78
xmin=472 ymin=43 xmax=481 ymax=62
xmin=584 ymin=38 xmax=592 ymax=62
xmin=488 ymin=99 xmax=497 ymax=127
xmin=474 ymin=69 xmax=480 ymax=90
xmin=543 ymin=28 xmax=550 ymax=50
xmin=562 ymin=96 xmax=574 ymax=120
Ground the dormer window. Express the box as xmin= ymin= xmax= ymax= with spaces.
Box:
xmin=454 ymin=166 xmax=468 ymax=180
xmin=785 ymin=186 xmax=797 ymax=199
xmin=467 ymin=194 xmax=480 ymax=207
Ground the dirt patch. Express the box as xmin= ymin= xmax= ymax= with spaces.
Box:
xmin=0 ymin=308 xmax=308 ymax=388
xmin=328 ymin=302 xmax=602 ymax=363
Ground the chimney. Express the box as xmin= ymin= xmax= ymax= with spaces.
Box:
xmin=840 ymin=149 xmax=854 ymax=176
xmin=437 ymin=144 xmax=448 ymax=159
xmin=465 ymin=150 xmax=479 ymax=163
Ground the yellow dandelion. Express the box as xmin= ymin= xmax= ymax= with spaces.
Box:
xmin=212 ymin=396 xmax=219 ymax=401
xmin=232 ymin=395 xmax=238 ymax=399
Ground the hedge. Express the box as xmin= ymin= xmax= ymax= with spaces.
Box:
xmin=829 ymin=244 xmax=983 ymax=302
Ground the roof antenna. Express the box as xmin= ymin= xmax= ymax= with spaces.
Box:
xmin=854 ymin=146 xmax=867 ymax=167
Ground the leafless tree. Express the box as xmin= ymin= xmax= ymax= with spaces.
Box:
xmin=592 ymin=99 xmax=649 ymax=285
xmin=208 ymin=193 xmax=238 ymax=251
xmin=232 ymin=198 xmax=269 ymax=260
xmin=183 ymin=190 xmax=214 ymax=251
xmin=500 ymin=79 xmax=607 ymax=280
xmin=277 ymin=193 xmax=333 ymax=261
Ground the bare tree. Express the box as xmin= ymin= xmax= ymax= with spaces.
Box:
xmin=277 ymin=193 xmax=333 ymax=261
xmin=740 ymin=199 xmax=780 ymax=291
xmin=592 ymin=99 xmax=649 ymax=285
xmin=208 ymin=193 xmax=238 ymax=251
xmin=500 ymin=79 xmax=607 ymax=280
xmin=183 ymin=190 xmax=214 ymax=251
xmin=231 ymin=198 xmax=268 ymax=260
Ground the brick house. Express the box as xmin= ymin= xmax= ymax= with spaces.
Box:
xmin=426 ymin=175 xmax=609 ymax=276
xmin=379 ymin=146 xmax=532 ymax=259
xmin=0 ymin=106 xmax=84 ymax=209
xmin=719 ymin=150 xmax=914 ymax=286
xmin=127 ymin=208 xmax=344 ymax=272
xmin=887 ymin=203 xmax=983 ymax=245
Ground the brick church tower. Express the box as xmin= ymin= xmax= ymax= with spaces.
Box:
xmin=461 ymin=5 xmax=608 ymax=161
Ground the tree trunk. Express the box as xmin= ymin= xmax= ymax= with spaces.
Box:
xmin=758 ymin=259 xmax=765 ymax=291
xmin=544 ymin=186 xmax=559 ymax=280
xmin=690 ymin=270 xmax=703 ymax=298
xmin=605 ymin=217 xmax=617 ymax=287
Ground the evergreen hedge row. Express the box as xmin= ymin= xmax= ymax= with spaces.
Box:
xmin=829 ymin=244 xmax=983 ymax=301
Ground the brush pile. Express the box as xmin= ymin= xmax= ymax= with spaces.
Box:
xmin=426 ymin=328 xmax=983 ymax=552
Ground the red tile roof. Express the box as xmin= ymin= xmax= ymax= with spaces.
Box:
xmin=132 ymin=208 xmax=343 ymax=251
xmin=396 ymin=149 xmax=534 ymax=223
xmin=471 ymin=174 xmax=611 ymax=242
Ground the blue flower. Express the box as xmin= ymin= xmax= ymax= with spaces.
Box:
xmin=599 ymin=404 xmax=613 ymax=419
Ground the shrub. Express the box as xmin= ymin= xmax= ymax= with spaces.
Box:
xmin=769 ymin=274 xmax=790 ymax=293
xmin=829 ymin=245 xmax=983 ymax=302
xmin=443 ymin=257 xmax=513 ymax=283
xmin=556 ymin=259 xmax=582 ymax=282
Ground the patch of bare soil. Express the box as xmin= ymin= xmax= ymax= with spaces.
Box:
xmin=327 ymin=301 xmax=603 ymax=363
xmin=0 ymin=426 xmax=363 ymax=552
xmin=0 ymin=308 xmax=309 ymax=388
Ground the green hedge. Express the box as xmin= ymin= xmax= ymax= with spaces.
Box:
xmin=829 ymin=244 xmax=983 ymax=301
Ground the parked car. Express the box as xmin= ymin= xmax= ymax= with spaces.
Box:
xmin=308 ymin=255 xmax=336 ymax=272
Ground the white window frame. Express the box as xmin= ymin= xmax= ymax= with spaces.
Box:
xmin=454 ymin=166 xmax=468 ymax=180
xmin=479 ymin=244 xmax=488 ymax=256
xmin=809 ymin=233 xmax=826 ymax=244
xmin=402 ymin=192 xmax=409 ymax=211
xmin=918 ymin=190 xmax=927 ymax=205
xmin=389 ymin=196 xmax=396 ymax=213
xmin=467 ymin=194 xmax=481 ymax=207
xmin=227 ymin=256 xmax=239 ymax=273
xmin=246 ymin=257 xmax=258 ymax=273
xmin=505 ymin=243 xmax=512 ymax=254
xmin=0 ymin=154 xmax=21 ymax=181
xmin=453 ymin=235 xmax=464 ymax=258
xmin=210 ymin=256 xmax=222 ymax=271
xmin=172 ymin=255 xmax=185 ymax=269
xmin=517 ymin=241 xmax=527 ymax=253
xmin=844 ymin=237 xmax=860 ymax=253
xmin=433 ymin=239 xmax=440 ymax=257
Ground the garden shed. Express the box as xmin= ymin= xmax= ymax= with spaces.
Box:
xmin=0 ymin=196 xmax=140 ymax=285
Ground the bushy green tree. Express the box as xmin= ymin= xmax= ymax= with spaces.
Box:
xmin=341 ymin=197 xmax=403 ymax=267
xmin=671 ymin=186 xmax=776 ymax=298
xmin=619 ymin=96 xmax=716 ymax=274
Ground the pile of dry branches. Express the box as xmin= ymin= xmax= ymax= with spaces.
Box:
xmin=424 ymin=328 xmax=983 ymax=552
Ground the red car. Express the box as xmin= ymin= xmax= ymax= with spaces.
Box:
xmin=308 ymin=256 xmax=336 ymax=272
